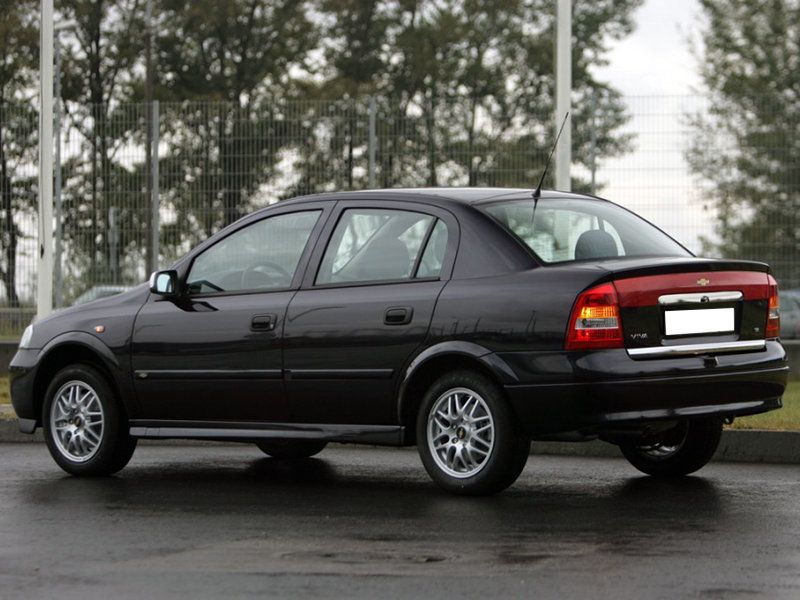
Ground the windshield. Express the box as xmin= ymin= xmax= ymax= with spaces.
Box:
xmin=483 ymin=198 xmax=691 ymax=264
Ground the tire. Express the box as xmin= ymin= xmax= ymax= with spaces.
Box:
xmin=256 ymin=440 xmax=328 ymax=459
xmin=42 ymin=364 xmax=137 ymax=476
xmin=416 ymin=370 xmax=530 ymax=496
xmin=619 ymin=417 xmax=723 ymax=477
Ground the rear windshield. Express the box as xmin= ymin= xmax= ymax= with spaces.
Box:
xmin=483 ymin=198 xmax=691 ymax=264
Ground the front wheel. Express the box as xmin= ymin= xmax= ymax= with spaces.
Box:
xmin=416 ymin=370 xmax=530 ymax=495
xmin=42 ymin=364 xmax=137 ymax=476
xmin=619 ymin=417 xmax=723 ymax=477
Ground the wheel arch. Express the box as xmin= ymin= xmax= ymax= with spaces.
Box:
xmin=396 ymin=342 xmax=518 ymax=444
xmin=32 ymin=333 xmax=127 ymax=425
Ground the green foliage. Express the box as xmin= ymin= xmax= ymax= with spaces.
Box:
xmin=153 ymin=0 xmax=319 ymax=232
xmin=293 ymin=0 xmax=641 ymax=193
xmin=0 ymin=0 xmax=38 ymax=97
xmin=56 ymin=0 xmax=148 ymax=293
xmin=0 ymin=0 xmax=643 ymax=297
xmin=156 ymin=0 xmax=318 ymax=103
xmin=689 ymin=0 xmax=800 ymax=287
xmin=0 ymin=0 xmax=38 ymax=306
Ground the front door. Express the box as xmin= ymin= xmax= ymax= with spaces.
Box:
xmin=131 ymin=208 xmax=324 ymax=422
xmin=284 ymin=203 xmax=455 ymax=425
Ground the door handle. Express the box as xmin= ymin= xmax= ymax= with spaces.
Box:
xmin=251 ymin=314 xmax=277 ymax=331
xmin=384 ymin=307 xmax=413 ymax=326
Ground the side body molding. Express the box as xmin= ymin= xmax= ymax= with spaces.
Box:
xmin=396 ymin=341 xmax=519 ymax=423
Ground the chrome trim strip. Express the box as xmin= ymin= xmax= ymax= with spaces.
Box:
xmin=627 ymin=339 xmax=766 ymax=358
xmin=658 ymin=291 xmax=743 ymax=305
xmin=135 ymin=369 xmax=282 ymax=380
xmin=286 ymin=368 xmax=394 ymax=380
xmin=129 ymin=421 xmax=404 ymax=445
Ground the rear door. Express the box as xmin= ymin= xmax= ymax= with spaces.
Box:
xmin=131 ymin=205 xmax=328 ymax=422
xmin=283 ymin=200 xmax=458 ymax=425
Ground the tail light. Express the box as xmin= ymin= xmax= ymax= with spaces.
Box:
xmin=766 ymin=275 xmax=780 ymax=338
xmin=565 ymin=283 xmax=624 ymax=350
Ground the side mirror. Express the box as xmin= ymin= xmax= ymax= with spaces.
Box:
xmin=149 ymin=270 xmax=179 ymax=296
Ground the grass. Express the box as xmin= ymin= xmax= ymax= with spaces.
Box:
xmin=730 ymin=380 xmax=800 ymax=431
xmin=0 ymin=377 xmax=11 ymax=419
xmin=0 ymin=376 xmax=797 ymax=430
xmin=0 ymin=376 xmax=9 ymax=405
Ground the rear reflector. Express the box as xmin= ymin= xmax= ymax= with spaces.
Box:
xmin=565 ymin=283 xmax=624 ymax=350
xmin=766 ymin=275 xmax=780 ymax=338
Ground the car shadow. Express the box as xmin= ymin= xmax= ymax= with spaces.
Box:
xmin=18 ymin=451 xmax=727 ymax=544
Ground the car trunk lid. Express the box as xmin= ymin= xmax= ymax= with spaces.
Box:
xmin=593 ymin=259 xmax=774 ymax=357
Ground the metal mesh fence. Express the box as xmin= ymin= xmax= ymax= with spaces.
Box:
xmin=0 ymin=95 xmax=797 ymax=338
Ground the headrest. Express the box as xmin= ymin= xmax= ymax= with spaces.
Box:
xmin=574 ymin=229 xmax=618 ymax=260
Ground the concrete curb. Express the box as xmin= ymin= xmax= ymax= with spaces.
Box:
xmin=1 ymin=419 xmax=798 ymax=463
xmin=0 ymin=420 xmax=43 ymax=443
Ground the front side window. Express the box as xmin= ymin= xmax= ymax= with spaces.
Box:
xmin=316 ymin=208 xmax=443 ymax=285
xmin=484 ymin=199 xmax=690 ymax=264
xmin=187 ymin=210 xmax=321 ymax=294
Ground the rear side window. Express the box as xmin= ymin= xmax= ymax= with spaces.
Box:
xmin=417 ymin=219 xmax=448 ymax=278
xmin=484 ymin=198 xmax=690 ymax=264
xmin=316 ymin=208 xmax=443 ymax=285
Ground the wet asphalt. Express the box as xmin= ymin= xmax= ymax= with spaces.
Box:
xmin=0 ymin=443 xmax=798 ymax=599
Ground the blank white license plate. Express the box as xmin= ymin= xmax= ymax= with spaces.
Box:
xmin=664 ymin=308 xmax=735 ymax=336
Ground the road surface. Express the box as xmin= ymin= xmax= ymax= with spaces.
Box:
xmin=0 ymin=443 xmax=798 ymax=599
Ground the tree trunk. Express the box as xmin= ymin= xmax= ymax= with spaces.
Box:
xmin=220 ymin=106 xmax=239 ymax=228
xmin=0 ymin=119 xmax=20 ymax=307
xmin=90 ymin=106 xmax=99 ymax=283
xmin=426 ymin=93 xmax=437 ymax=186
xmin=347 ymin=101 xmax=354 ymax=189
xmin=467 ymin=96 xmax=478 ymax=186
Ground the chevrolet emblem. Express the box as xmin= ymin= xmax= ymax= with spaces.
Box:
xmin=696 ymin=278 xmax=710 ymax=286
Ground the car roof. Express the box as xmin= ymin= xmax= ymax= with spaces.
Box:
xmin=276 ymin=187 xmax=605 ymax=208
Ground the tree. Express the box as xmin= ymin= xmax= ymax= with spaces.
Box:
xmin=154 ymin=0 xmax=318 ymax=239
xmin=58 ymin=0 xmax=146 ymax=293
xmin=688 ymin=0 xmax=800 ymax=287
xmin=0 ymin=0 xmax=38 ymax=306
xmin=294 ymin=0 xmax=641 ymax=194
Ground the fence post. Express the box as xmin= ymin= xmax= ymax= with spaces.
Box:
xmin=554 ymin=0 xmax=572 ymax=192
xmin=149 ymin=100 xmax=160 ymax=272
xmin=54 ymin=34 xmax=63 ymax=308
xmin=37 ymin=0 xmax=55 ymax=318
xmin=109 ymin=206 xmax=118 ymax=283
xmin=368 ymin=96 xmax=376 ymax=189
xmin=589 ymin=95 xmax=597 ymax=195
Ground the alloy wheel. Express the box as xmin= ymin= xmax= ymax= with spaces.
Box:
xmin=49 ymin=380 xmax=105 ymax=463
xmin=427 ymin=387 xmax=495 ymax=478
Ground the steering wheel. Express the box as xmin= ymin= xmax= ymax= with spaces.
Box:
xmin=241 ymin=260 xmax=292 ymax=289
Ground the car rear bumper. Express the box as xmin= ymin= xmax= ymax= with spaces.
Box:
xmin=500 ymin=340 xmax=789 ymax=436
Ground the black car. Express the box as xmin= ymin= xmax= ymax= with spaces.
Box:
xmin=10 ymin=188 xmax=788 ymax=495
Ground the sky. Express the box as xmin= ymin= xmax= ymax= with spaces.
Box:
xmin=595 ymin=0 xmax=702 ymax=97
xmin=590 ymin=0 xmax=713 ymax=253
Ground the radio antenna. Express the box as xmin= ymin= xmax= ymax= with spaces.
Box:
xmin=533 ymin=112 xmax=570 ymax=200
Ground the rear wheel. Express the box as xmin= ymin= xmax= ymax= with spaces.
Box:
xmin=256 ymin=440 xmax=328 ymax=459
xmin=42 ymin=364 xmax=137 ymax=476
xmin=416 ymin=370 xmax=529 ymax=495
xmin=619 ymin=417 xmax=723 ymax=477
